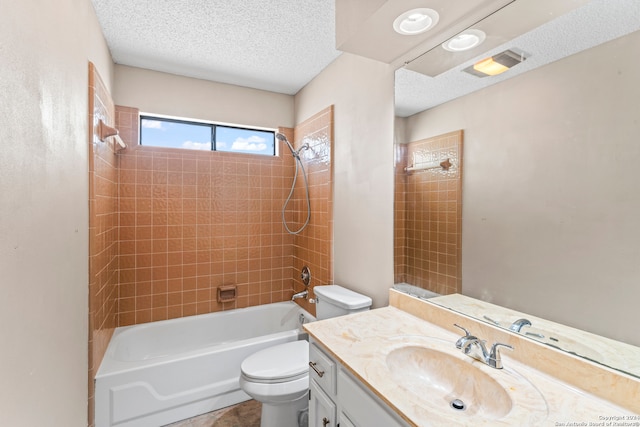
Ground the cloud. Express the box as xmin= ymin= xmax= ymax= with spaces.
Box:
xmin=141 ymin=119 xmax=164 ymax=130
xmin=182 ymin=141 xmax=210 ymax=150
xmin=230 ymin=135 xmax=267 ymax=152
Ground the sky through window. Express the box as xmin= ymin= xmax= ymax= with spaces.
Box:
xmin=140 ymin=116 xmax=275 ymax=156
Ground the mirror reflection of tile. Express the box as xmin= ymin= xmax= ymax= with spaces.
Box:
xmin=395 ymin=130 xmax=463 ymax=296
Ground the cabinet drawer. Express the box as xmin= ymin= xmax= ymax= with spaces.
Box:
xmin=309 ymin=342 xmax=336 ymax=396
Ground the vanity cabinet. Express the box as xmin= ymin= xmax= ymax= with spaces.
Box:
xmin=309 ymin=380 xmax=336 ymax=427
xmin=308 ymin=339 xmax=408 ymax=427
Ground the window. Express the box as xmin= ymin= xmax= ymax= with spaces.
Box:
xmin=215 ymin=126 xmax=276 ymax=156
xmin=140 ymin=115 xmax=276 ymax=156
xmin=140 ymin=117 xmax=212 ymax=151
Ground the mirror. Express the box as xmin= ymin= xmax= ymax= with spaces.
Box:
xmin=396 ymin=286 xmax=640 ymax=379
xmin=394 ymin=0 xmax=640 ymax=379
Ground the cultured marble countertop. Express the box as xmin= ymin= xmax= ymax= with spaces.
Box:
xmin=304 ymin=306 xmax=636 ymax=427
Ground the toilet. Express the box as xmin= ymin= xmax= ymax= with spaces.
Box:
xmin=239 ymin=285 xmax=372 ymax=427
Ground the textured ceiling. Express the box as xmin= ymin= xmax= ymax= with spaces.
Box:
xmin=395 ymin=0 xmax=640 ymax=117
xmin=91 ymin=0 xmax=342 ymax=95
xmin=92 ymin=0 xmax=640 ymax=115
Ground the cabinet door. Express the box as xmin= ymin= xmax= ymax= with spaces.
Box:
xmin=309 ymin=380 xmax=336 ymax=427
xmin=338 ymin=411 xmax=356 ymax=427
xmin=337 ymin=370 xmax=407 ymax=427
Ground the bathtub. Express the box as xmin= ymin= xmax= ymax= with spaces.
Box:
xmin=95 ymin=301 xmax=315 ymax=427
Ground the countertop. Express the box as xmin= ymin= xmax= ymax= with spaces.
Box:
xmin=304 ymin=305 xmax=637 ymax=427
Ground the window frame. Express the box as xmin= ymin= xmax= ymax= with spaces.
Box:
xmin=139 ymin=114 xmax=277 ymax=156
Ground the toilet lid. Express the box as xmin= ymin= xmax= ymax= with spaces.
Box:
xmin=241 ymin=340 xmax=309 ymax=382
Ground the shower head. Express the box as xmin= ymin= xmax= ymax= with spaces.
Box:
xmin=275 ymin=132 xmax=297 ymax=157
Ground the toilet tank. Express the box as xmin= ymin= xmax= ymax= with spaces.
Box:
xmin=314 ymin=285 xmax=372 ymax=320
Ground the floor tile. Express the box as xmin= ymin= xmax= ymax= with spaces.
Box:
xmin=164 ymin=400 xmax=261 ymax=427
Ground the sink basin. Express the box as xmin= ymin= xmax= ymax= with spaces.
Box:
xmin=386 ymin=345 xmax=512 ymax=419
xmin=382 ymin=338 xmax=548 ymax=425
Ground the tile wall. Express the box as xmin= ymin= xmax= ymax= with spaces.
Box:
xmin=87 ymin=62 xmax=119 ymax=426
xmin=290 ymin=107 xmax=334 ymax=315
xmin=394 ymin=130 xmax=463 ymax=295
xmin=112 ymin=106 xmax=333 ymax=324
xmin=115 ymin=108 xmax=295 ymax=325
xmin=87 ymin=84 xmax=334 ymax=425
xmin=394 ymin=143 xmax=408 ymax=283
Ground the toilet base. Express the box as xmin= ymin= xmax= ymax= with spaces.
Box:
xmin=260 ymin=393 xmax=308 ymax=427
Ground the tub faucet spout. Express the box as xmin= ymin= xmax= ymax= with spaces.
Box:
xmin=291 ymin=290 xmax=308 ymax=301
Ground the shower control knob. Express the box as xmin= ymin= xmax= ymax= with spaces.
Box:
xmin=300 ymin=266 xmax=311 ymax=286
xmin=322 ymin=417 xmax=330 ymax=426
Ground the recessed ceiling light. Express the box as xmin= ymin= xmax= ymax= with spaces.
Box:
xmin=442 ymin=29 xmax=486 ymax=52
xmin=393 ymin=8 xmax=439 ymax=36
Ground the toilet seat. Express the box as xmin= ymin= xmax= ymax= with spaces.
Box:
xmin=238 ymin=287 xmax=372 ymax=427
xmin=241 ymin=340 xmax=309 ymax=384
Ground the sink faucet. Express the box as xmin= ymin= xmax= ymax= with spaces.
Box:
xmin=454 ymin=324 xmax=513 ymax=369
xmin=291 ymin=290 xmax=308 ymax=301
xmin=509 ymin=318 xmax=532 ymax=332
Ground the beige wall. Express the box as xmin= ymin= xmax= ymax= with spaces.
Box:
xmin=0 ymin=0 xmax=113 ymax=425
xmin=404 ymin=30 xmax=640 ymax=346
xmin=114 ymin=65 xmax=295 ymax=129
xmin=295 ymin=53 xmax=395 ymax=308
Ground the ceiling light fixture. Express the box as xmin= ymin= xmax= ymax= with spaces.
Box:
xmin=463 ymin=49 xmax=528 ymax=77
xmin=442 ymin=29 xmax=486 ymax=52
xmin=393 ymin=8 xmax=439 ymax=36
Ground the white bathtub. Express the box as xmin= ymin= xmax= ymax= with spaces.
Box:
xmin=95 ymin=301 xmax=315 ymax=427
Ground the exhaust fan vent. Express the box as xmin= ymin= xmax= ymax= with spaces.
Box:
xmin=463 ymin=49 xmax=528 ymax=77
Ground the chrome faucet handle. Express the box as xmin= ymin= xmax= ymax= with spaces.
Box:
xmin=453 ymin=324 xmax=475 ymax=349
xmin=488 ymin=342 xmax=513 ymax=369
xmin=453 ymin=323 xmax=470 ymax=336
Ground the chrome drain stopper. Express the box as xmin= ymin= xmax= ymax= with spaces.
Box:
xmin=450 ymin=399 xmax=466 ymax=411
